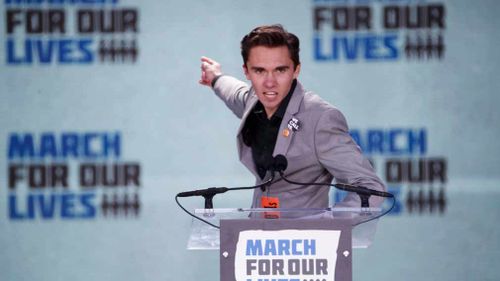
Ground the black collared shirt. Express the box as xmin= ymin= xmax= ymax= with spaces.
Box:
xmin=242 ymin=80 xmax=297 ymax=179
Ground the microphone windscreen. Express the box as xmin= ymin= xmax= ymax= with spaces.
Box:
xmin=274 ymin=154 xmax=288 ymax=171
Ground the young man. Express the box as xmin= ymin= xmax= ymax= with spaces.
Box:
xmin=199 ymin=25 xmax=385 ymax=209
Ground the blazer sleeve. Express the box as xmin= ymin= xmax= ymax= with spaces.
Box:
xmin=314 ymin=107 xmax=387 ymax=208
xmin=212 ymin=75 xmax=252 ymax=119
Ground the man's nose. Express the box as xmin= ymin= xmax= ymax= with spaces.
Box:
xmin=264 ymin=72 xmax=277 ymax=88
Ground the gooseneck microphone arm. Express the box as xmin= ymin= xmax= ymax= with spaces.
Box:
xmin=279 ymin=173 xmax=382 ymax=208
xmin=176 ymin=175 xmax=275 ymax=209
xmin=272 ymin=154 xmax=394 ymax=208
xmin=272 ymin=154 xmax=395 ymax=226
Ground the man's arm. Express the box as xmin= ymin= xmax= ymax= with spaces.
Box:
xmin=314 ymin=108 xmax=386 ymax=208
xmin=199 ymin=56 xmax=251 ymax=119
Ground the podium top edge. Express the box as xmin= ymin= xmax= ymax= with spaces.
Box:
xmin=193 ymin=207 xmax=382 ymax=213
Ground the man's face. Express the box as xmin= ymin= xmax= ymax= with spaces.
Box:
xmin=244 ymin=46 xmax=301 ymax=118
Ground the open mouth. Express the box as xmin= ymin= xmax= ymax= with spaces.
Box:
xmin=263 ymin=91 xmax=278 ymax=97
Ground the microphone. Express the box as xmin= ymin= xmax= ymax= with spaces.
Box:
xmin=272 ymin=154 xmax=393 ymax=207
xmin=334 ymin=183 xmax=393 ymax=199
xmin=176 ymin=187 xmax=228 ymax=198
xmin=176 ymin=187 xmax=229 ymax=209
xmin=260 ymin=155 xmax=288 ymax=192
xmin=272 ymin=154 xmax=288 ymax=172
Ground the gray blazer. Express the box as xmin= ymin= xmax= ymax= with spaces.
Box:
xmin=213 ymin=75 xmax=386 ymax=209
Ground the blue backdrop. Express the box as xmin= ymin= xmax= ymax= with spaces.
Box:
xmin=1 ymin=0 xmax=499 ymax=280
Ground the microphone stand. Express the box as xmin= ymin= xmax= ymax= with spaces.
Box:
xmin=359 ymin=193 xmax=370 ymax=208
xmin=175 ymin=175 xmax=275 ymax=229
xmin=334 ymin=184 xmax=378 ymax=208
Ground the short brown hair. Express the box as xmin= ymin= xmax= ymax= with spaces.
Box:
xmin=241 ymin=24 xmax=300 ymax=69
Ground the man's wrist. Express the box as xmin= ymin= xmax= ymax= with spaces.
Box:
xmin=211 ymin=74 xmax=225 ymax=88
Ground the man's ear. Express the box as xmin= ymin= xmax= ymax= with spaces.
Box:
xmin=243 ymin=64 xmax=250 ymax=80
xmin=293 ymin=64 xmax=301 ymax=79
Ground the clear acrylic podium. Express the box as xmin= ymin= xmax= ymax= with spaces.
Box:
xmin=188 ymin=207 xmax=381 ymax=250
xmin=187 ymin=207 xmax=382 ymax=281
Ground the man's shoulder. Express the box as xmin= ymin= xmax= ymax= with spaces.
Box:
xmin=300 ymin=89 xmax=339 ymax=114
xmin=293 ymin=85 xmax=347 ymax=127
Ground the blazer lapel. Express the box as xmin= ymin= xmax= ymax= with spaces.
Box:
xmin=273 ymin=81 xmax=305 ymax=158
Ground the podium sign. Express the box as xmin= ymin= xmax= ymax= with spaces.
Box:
xmin=220 ymin=218 xmax=352 ymax=281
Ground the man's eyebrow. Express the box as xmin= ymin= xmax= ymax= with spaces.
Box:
xmin=275 ymin=66 xmax=290 ymax=71
xmin=250 ymin=66 xmax=265 ymax=71
xmin=250 ymin=66 xmax=290 ymax=71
